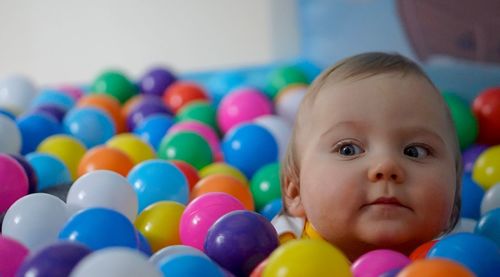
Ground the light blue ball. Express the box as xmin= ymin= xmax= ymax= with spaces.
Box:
xmin=32 ymin=89 xmax=75 ymax=112
xmin=159 ymin=254 xmax=224 ymax=277
xmin=259 ymin=198 xmax=282 ymax=222
xmin=475 ymin=208 xmax=500 ymax=248
xmin=63 ymin=107 xmax=115 ymax=148
xmin=25 ymin=152 xmax=71 ymax=191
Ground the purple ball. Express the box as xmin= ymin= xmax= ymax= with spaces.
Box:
xmin=204 ymin=210 xmax=279 ymax=276
xmin=32 ymin=104 xmax=67 ymax=123
xmin=462 ymin=144 xmax=488 ymax=173
xmin=8 ymin=154 xmax=38 ymax=194
xmin=16 ymin=241 xmax=91 ymax=277
xmin=127 ymin=96 xmax=172 ymax=130
xmin=139 ymin=67 xmax=177 ymax=97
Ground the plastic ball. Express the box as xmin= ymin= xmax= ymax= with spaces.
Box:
xmin=121 ymin=94 xmax=144 ymax=118
xmin=31 ymin=104 xmax=67 ymax=122
xmin=481 ymin=183 xmax=500 ymax=215
xmin=168 ymin=120 xmax=221 ymax=158
xmin=63 ymin=107 xmax=115 ymax=148
xmin=207 ymin=71 xmax=246 ymax=106
xmin=58 ymin=85 xmax=84 ymax=101
xmin=472 ymin=145 xmax=500 ymax=190
xmin=263 ymin=238 xmax=351 ymax=277
xmin=427 ymin=233 xmax=500 ymax=277
xmin=192 ymin=174 xmax=254 ymax=210
xmin=159 ymin=253 xmax=224 ymax=277
xmin=133 ymin=114 xmax=175 ymax=150
xmin=0 ymin=114 xmax=21 ymax=154
xmin=443 ymin=93 xmax=478 ymax=149
xmin=37 ymin=134 xmax=87 ymax=180
xmin=127 ymin=159 xmax=189 ymax=212
xmin=0 ymin=74 xmax=37 ymax=115
xmin=462 ymin=144 xmax=488 ymax=173
xmin=106 ymin=133 xmax=156 ymax=165
xmin=31 ymin=89 xmax=76 ymax=112
xmin=398 ymin=258 xmax=474 ymax=277
xmin=25 ymin=152 xmax=71 ymax=191
xmin=266 ymin=66 xmax=309 ymax=99
xmin=0 ymin=107 xmax=16 ymax=119
xmin=259 ymin=198 xmax=282 ymax=222
xmin=77 ymin=94 xmax=127 ymax=133
xmin=472 ymin=87 xmax=500 ymax=145
xmin=137 ymin=231 xmax=153 ymax=256
xmin=222 ymin=123 xmax=278 ymax=178
xmin=149 ymin=244 xmax=207 ymax=266
xmin=204 ymin=210 xmax=279 ymax=276
xmin=67 ymin=170 xmax=138 ymax=222
xmin=163 ymin=81 xmax=209 ymax=114
xmin=180 ymin=192 xmax=245 ymax=250
xmin=351 ymin=249 xmax=410 ymax=277
xmin=0 ymin=153 xmax=28 ymax=213
xmin=461 ymin=173 xmax=485 ymax=220
xmin=59 ymin=207 xmax=138 ymax=251
xmin=91 ymin=70 xmax=138 ymax=104
xmin=139 ymin=67 xmax=177 ymax=97
xmin=275 ymin=84 xmax=307 ymax=124
xmin=126 ymin=95 xmax=171 ymax=130
xmin=474 ymin=208 xmax=500 ymax=248
xmin=9 ymin=154 xmax=38 ymax=194
xmin=17 ymin=112 xmax=61 ymax=154
xmin=250 ymin=162 xmax=281 ymax=211
xmin=16 ymin=241 xmax=92 ymax=277
xmin=77 ymin=146 xmax=134 ymax=177
xmin=158 ymin=131 xmax=213 ymax=170
xmin=134 ymin=201 xmax=185 ymax=253
xmin=254 ymin=115 xmax=292 ymax=161
xmin=217 ymin=87 xmax=273 ymax=134
xmin=2 ymin=193 xmax=68 ymax=251
xmin=70 ymin=248 xmax=162 ymax=277
xmin=176 ymin=101 xmax=219 ymax=133
xmin=171 ymin=160 xmax=200 ymax=191
xmin=199 ymin=162 xmax=249 ymax=186
xmin=409 ymin=240 xmax=437 ymax=260
xmin=0 ymin=235 xmax=29 ymax=277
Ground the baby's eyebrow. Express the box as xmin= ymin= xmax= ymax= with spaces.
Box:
xmin=320 ymin=120 xmax=368 ymax=138
xmin=400 ymin=127 xmax=446 ymax=145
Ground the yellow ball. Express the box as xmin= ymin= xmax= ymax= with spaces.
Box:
xmin=134 ymin=201 xmax=185 ymax=253
xmin=37 ymin=134 xmax=87 ymax=180
xmin=106 ymin=133 xmax=155 ymax=164
xmin=199 ymin=162 xmax=248 ymax=186
xmin=472 ymin=145 xmax=500 ymax=190
xmin=263 ymin=239 xmax=352 ymax=277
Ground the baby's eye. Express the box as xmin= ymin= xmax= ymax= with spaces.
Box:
xmin=404 ymin=145 xmax=429 ymax=158
xmin=334 ymin=143 xmax=364 ymax=156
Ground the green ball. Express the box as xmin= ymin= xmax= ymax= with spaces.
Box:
xmin=443 ymin=92 xmax=478 ymax=150
xmin=91 ymin=70 xmax=138 ymax=104
xmin=176 ymin=101 xmax=219 ymax=134
xmin=158 ymin=131 xmax=213 ymax=170
xmin=266 ymin=66 xmax=309 ymax=99
xmin=250 ymin=162 xmax=282 ymax=211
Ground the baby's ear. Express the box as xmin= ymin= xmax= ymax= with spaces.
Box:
xmin=283 ymin=178 xmax=306 ymax=217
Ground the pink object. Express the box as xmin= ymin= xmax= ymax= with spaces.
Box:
xmin=0 ymin=154 xmax=28 ymax=213
xmin=58 ymin=85 xmax=85 ymax=101
xmin=217 ymin=88 xmax=273 ymax=134
xmin=351 ymin=249 xmax=411 ymax=277
xmin=0 ymin=235 xmax=29 ymax=277
xmin=179 ymin=192 xmax=245 ymax=250
xmin=168 ymin=121 xmax=221 ymax=158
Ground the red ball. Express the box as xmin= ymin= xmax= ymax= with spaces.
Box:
xmin=472 ymin=87 xmax=500 ymax=145
xmin=409 ymin=240 xmax=437 ymax=260
xmin=162 ymin=81 xmax=208 ymax=114
xmin=171 ymin=160 xmax=200 ymax=192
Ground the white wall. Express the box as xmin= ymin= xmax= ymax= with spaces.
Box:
xmin=0 ymin=0 xmax=299 ymax=85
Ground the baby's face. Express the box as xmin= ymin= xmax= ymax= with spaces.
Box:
xmin=293 ymin=73 xmax=457 ymax=260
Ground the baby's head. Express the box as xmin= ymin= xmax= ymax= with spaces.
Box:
xmin=281 ymin=52 xmax=462 ymax=260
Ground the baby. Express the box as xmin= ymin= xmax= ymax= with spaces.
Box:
xmin=273 ymin=52 xmax=462 ymax=261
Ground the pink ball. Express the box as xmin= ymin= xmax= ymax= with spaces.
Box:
xmin=179 ymin=192 xmax=245 ymax=251
xmin=168 ymin=121 xmax=221 ymax=157
xmin=351 ymin=249 xmax=410 ymax=277
xmin=0 ymin=154 xmax=28 ymax=213
xmin=217 ymin=88 xmax=273 ymax=134
xmin=0 ymin=235 xmax=29 ymax=276
xmin=58 ymin=85 xmax=85 ymax=101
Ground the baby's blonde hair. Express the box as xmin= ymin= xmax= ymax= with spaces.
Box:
xmin=280 ymin=52 xmax=462 ymax=232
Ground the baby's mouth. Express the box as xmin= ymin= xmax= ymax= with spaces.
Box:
xmin=362 ymin=197 xmax=413 ymax=211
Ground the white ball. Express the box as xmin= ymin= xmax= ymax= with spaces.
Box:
xmin=149 ymin=244 xmax=207 ymax=266
xmin=0 ymin=75 xmax=37 ymax=115
xmin=254 ymin=115 xmax=292 ymax=161
xmin=67 ymin=170 xmax=138 ymax=222
xmin=0 ymin=114 xmax=21 ymax=154
xmin=2 ymin=193 xmax=69 ymax=251
xmin=481 ymin=183 xmax=500 ymax=215
xmin=70 ymin=248 xmax=162 ymax=277
xmin=275 ymin=85 xmax=307 ymax=124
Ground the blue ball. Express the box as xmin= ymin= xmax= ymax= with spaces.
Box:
xmin=259 ymin=198 xmax=282 ymax=221
xmin=17 ymin=113 xmax=61 ymax=154
xmin=133 ymin=114 xmax=175 ymax=150
xmin=32 ymin=89 xmax=75 ymax=112
xmin=475 ymin=208 xmax=500 ymax=248
xmin=461 ymin=173 xmax=485 ymax=220
xmin=0 ymin=108 xmax=16 ymax=120
xmin=159 ymin=254 xmax=224 ymax=277
xmin=222 ymin=123 xmax=278 ymax=179
xmin=25 ymin=152 xmax=71 ymax=191
xmin=136 ymin=230 xmax=153 ymax=257
xmin=427 ymin=233 xmax=500 ymax=277
xmin=59 ymin=207 xmax=138 ymax=251
xmin=63 ymin=107 xmax=115 ymax=148
xmin=127 ymin=159 xmax=189 ymax=212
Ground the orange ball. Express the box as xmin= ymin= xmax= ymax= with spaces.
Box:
xmin=77 ymin=146 xmax=134 ymax=177
xmin=162 ymin=81 xmax=208 ymax=114
xmin=409 ymin=240 xmax=437 ymax=261
xmin=77 ymin=94 xmax=127 ymax=133
xmin=397 ymin=258 xmax=474 ymax=277
xmin=171 ymin=160 xmax=200 ymax=192
xmin=191 ymin=174 xmax=254 ymax=210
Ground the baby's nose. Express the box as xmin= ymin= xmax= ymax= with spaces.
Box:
xmin=368 ymin=158 xmax=405 ymax=183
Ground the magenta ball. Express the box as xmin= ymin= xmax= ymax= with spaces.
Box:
xmin=179 ymin=192 xmax=245 ymax=251
xmin=217 ymin=88 xmax=273 ymax=134
xmin=351 ymin=249 xmax=411 ymax=277
xmin=168 ymin=121 xmax=220 ymax=158
xmin=0 ymin=154 xmax=28 ymax=213
xmin=0 ymin=235 xmax=29 ymax=277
